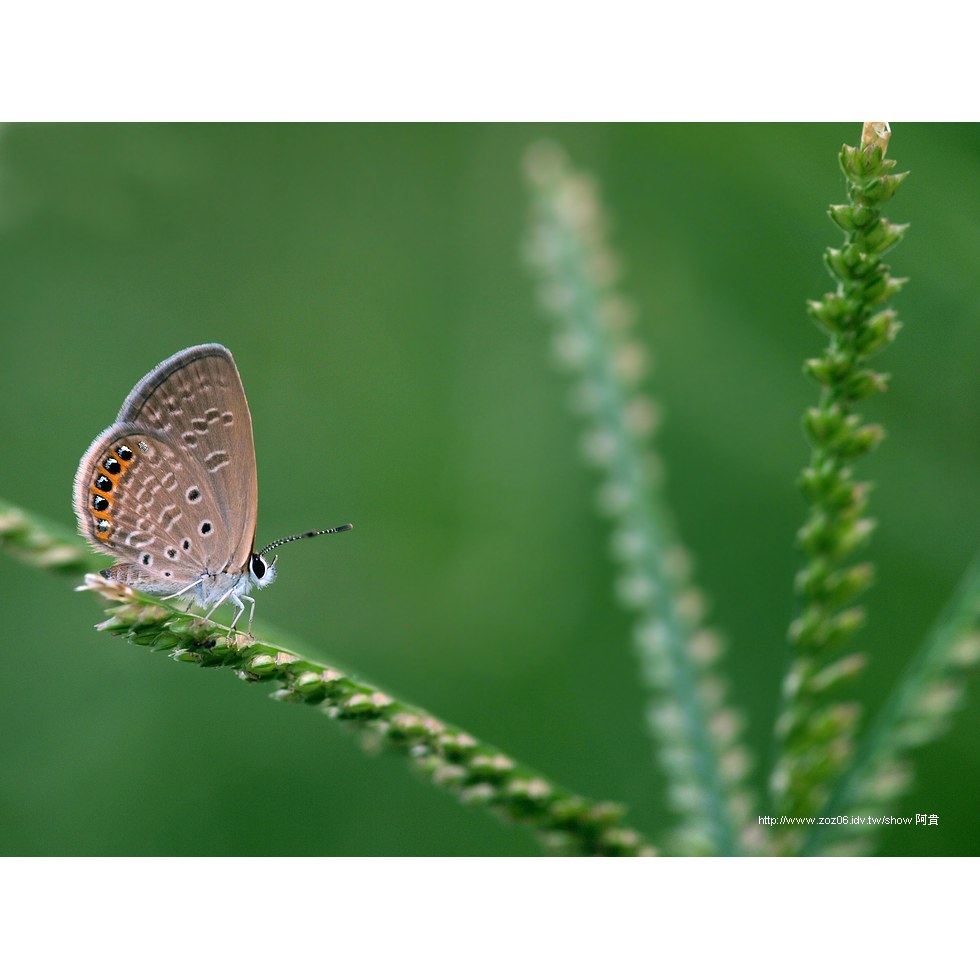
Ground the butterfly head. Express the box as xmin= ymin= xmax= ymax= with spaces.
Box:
xmin=249 ymin=552 xmax=278 ymax=590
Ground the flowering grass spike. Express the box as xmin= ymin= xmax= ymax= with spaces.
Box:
xmin=523 ymin=142 xmax=755 ymax=855
xmin=770 ymin=123 xmax=909 ymax=839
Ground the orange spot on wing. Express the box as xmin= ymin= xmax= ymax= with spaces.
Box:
xmin=88 ymin=443 xmax=139 ymax=528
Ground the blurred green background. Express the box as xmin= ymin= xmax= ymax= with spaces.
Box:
xmin=0 ymin=123 xmax=976 ymax=856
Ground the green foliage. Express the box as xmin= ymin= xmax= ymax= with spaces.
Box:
xmin=0 ymin=123 xmax=976 ymax=856
xmin=520 ymin=124 xmax=979 ymax=856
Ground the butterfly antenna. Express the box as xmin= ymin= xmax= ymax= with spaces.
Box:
xmin=258 ymin=523 xmax=353 ymax=556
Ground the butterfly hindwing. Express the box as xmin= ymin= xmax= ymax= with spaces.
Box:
xmin=72 ymin=426 xmax=235 ymax=592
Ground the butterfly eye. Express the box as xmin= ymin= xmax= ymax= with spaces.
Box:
xmin=250 ymin=554 xmax=267 ymax=580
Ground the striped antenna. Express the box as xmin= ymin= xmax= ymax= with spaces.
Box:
xmin=258 ymin=524 xmax=353 ymax=556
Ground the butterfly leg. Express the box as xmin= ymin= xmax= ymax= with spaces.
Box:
xmin=227 ymin=593 xmax=250 ymax=635
xmin=243 ymin=593 xmax=256 ymax=636
xmin=162 ymin=576 xmax=206 ymax=602
xmin=200 ymin=583 xmax=239 ymax=630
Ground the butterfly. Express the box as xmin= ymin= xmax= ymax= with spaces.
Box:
xmin=73 ymin=343 xmax=351 ymax=633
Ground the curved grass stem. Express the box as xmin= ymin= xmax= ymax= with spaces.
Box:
xmin=0 ymin=497 xmax=655 ymax=857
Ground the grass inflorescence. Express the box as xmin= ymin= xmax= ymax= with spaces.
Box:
xmin=769 ymin=123 xmax=911 ymax=841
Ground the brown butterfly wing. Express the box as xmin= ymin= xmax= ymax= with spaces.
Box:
xmin=72 ymin=344 xmax=259 ymax=587
xmin=72 ymin=427 xmax=230 ymax=591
